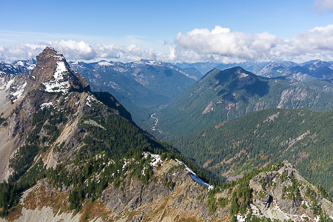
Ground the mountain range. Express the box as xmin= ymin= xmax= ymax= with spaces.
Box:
xmin=1 ymin=50 xmax=333 ymax=221
xmin=177 ymin=60 xmax=333 ymax=81
xmin=151 ymin=66 xmax=333 ymax=139
xmin=69 ymin=60 xmax=201 ymax=124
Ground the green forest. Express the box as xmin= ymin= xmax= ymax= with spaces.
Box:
xmin=172 ymin=108 xmax=333 ymax=196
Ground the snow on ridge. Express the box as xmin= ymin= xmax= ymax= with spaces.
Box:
xmin=143 ymin=152 xmax=162 ymax=168
xmin=43 ymin=61 xmax=71 ymax=94
xmin=85 ymin=94 xmax=99 ymax=107
xmin=98 ymin=61 xmax=113 ymax=66
xmin=11 ymin=81 xmax=27 ymax=102
xmin=133 ymin=60 xmax=162 ymax=66
xmin=16 ymin=61 xmax=24 ymax=66
xmin=175 ymin=159 xmax=214 ymax=190
xmin=5 ymin=78 xmax=15 ymax=91
xmin=122 ymin=159 xmax=128 ymax=170
xmin=141 ymin=152 xmax=163 ymax=176
xmin=27 ymin=64 xmax=36 ymax=70
xmin=40 ymin=102 xmax=53 ymax=110
xmin=53 ymin=55 xmax=65 ymax=61
xmin=0 ymin=76 xmax=14 ymax=91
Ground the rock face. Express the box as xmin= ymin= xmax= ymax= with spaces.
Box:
xmin=0 ymin=47 xmax=94 ymax=181
xmin=2 ymin=150 xmax=333 ymax=222
xmin=32 ymin=47 xmax=90 ymax=92
xmin=249 ymin=161 xmax=332 ymax=221
xmin=8 ymin=159 xmax=225 ymax=222
xmin=101 ymin=159 xmax=213 ymax=221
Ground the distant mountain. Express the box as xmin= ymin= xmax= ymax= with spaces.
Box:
xmin=258 ymin=61 xmax=333 ymax=80
xmin=0 ymin=59 xmax=36 ymax=75
xmin=69 ymin=60 xmax=199 ymax=124
xmin=175 ymin=62 xmax=220 ymax=75
xmin=172 ymin=108 xmax=333 ymax=197
xmin=151 ymin=67 xmax=333 ymax=139
xmin=175 ymin=60 xmax=333 ymax=82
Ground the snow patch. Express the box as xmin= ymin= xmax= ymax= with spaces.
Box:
xmin=122 ymin=160 xmax=128 ymax=170
xmin=236 ymin=214 xmax=246 ymax=221
xmin=43 ymin=61 xmax=71 ymax=94
xmin=143 ymin=152 xmax=162 ymax=168
xmin=239 ymin=73 xmax=249 ymax=78
xmin=175 ymin=159 xmax=214 ymax=190
xmin=5 ymin=78 xmax=15 ymax=90
xmin=85 ymin=94 xmax=98 ymax=107
xmin=0 ymin=77 xmax=13 ymax=90
xmin=27 ymin=64 xmax=36 ymax=70
xmin=53 ymin=55 xmax=65 ymax=60
xmin=40 ymin=102 xmax=53 ymax=110
xmin=16 ymin=61 xmax=24 ymax=66
xmin=11 ymin=81 xmax=27 ymax=102
xmin=250 ymin=203 xmax=260 ymax=216
xmin=98 ymin=61 xmax=113 ymax=66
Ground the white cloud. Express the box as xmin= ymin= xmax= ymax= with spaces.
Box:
xmin=313 ymin=0 xmax=333 ymax=12
xmin=175 ymin=26 xmax=254 ymax=60
xmin=144 ymin=48 xmax=157 ymax=60
xmin=173 ymin=25 xmax=333 ymax=63
xmin=1 ymin=25 xmax=333 ymax=64
xmin=52 ymin=40 xmax=96 ymax=60
xmin=0 ymin=44 xmax=45 ymax=62
xmin=94 ymin=42 xmax=124 ymax=59
xmin=0 ymin=40 xmax=161 ymax=63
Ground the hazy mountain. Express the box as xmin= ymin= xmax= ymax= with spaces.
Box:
xmin=151 ymin=67 xmax=333 ymax=139
xmin=0 ymin=59 xmax=36 ymax=75
xmin=175 ymin=60 xmax=333 ymax=82
xmin=68 ymin=60 xmax=200 ymax=125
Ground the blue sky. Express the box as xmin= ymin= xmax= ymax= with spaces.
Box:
xmin=1 ymin=0 xmax=333 ymax=63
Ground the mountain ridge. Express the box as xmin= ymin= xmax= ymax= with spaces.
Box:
xmin=151 ymin=66 xmax=333 ymax=139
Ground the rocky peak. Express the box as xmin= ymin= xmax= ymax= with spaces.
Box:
xmin=249 ymin=161 xmax=333 ymax=221
xmin=32 ymin=47 xmax=90 ymax=93
xmin=32 ymin=47 xmax=64 ymax=83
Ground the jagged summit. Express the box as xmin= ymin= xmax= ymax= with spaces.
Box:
xmin=32 ymin=47 xmax=90 ymax=93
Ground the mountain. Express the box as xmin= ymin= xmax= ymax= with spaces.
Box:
xmin=151 ymin=67 xmax=333 ymax=139
xmin=258 ymin=62 xmax=333 ymax=80
xmin=0 ymin=49 xmax=333 ymax=221
xmin=0 ymin=59 xmax=36 ymax=76
xmin=172 ymin=108 xmax=333 ymax=196
xmin=0 ymin=47 xmax=219 ymax=221
xmin=69 ymin=60 xmax=199 ymax=124
xmin=2 ymin=158 xmax=333 ymax=221
xmin=175 ymin=60 xmax=333 ymax=82
xmin=0 ymin=47 xmax=185 ymax=190
xmin=175 ymin=62 xmax=221 ymax=75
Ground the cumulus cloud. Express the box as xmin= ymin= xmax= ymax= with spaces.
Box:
xmin=0 ymin=40 xmax=159 ymax=63
xmin=0 ymin=44 xmax=46 ymax=62
xmin=94 ymin=42 xmax=124 ymax=59
xmin=1 ymin=25 xmax=333 ymax=63
xmin=173 ymin=25 xmax=333 ymax=63
xmin=175 ymin=26 xmax=254 ymax=60
xmin=52 ymin=40 xmax=96 ymax=60
xmin=313 ymin=0 xmax=333 ymax=12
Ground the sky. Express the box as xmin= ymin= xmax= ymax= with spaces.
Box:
xmin=1 ymin=0 xmax=333 ymax=63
